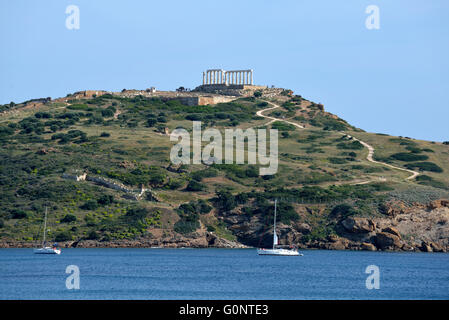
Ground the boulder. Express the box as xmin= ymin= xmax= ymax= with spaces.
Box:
xmin=295 ymin=222 xmax=312 ymax=234
xmin=427 ymin=199 xmax=449 ymax=210
xmin=430 ymin=242 xmax=445 ymax=253
xmin=341 ymin=217 xmax=376 ymax=233
xmin=361 ymin=242 xmax=377 ymax=251
xmin=381 ymin=226 xmax=401 ymax=239
xmin=420 ymin=242 xmax=433 ymax=252
xmin=327 ymin=234 xmax=340 ymax=243
xmin=381 ymin=201 xmax=408 ymax=216
xmin=401 ymin=243 xmax=414 ymax=251
xmin=374 ymin=232 xmax=402 ymax=250
xmin=325 ymin=240 xmax=347 ymax=250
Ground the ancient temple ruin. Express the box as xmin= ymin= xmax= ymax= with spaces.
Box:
xmin=202 ymin=69 xmax=254 ymax=86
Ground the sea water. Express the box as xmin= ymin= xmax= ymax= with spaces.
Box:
xmin=0 ymin=248 xmax=448 ymax=300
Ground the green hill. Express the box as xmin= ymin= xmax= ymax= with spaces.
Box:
xmin=1 ymin=90 xmax=448 ymax=252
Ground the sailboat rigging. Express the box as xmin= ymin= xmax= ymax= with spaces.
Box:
xmin=257 ymin=199 xmax=303 ymax=256
xmin=33 ymin=207 xmax=61 ymax=255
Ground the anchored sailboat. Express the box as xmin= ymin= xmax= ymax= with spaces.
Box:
xmin=33 ymin=207 xmax=61 ymax=255
xmin=257 ymin=199 xmax=303 ymax=256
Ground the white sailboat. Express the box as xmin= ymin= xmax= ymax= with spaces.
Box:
xmin=257 ymin=200 xmax=303 ymax=256
xmin=33 ymin=207 xmax=61 ymax=255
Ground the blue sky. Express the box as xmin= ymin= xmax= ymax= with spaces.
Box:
xmin=1 ymin=0 xmax=448 ymax=141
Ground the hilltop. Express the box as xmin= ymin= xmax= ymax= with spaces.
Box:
xmin=1 ymin=87 xmax=449 ymax=252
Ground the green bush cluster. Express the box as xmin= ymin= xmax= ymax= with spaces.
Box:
xmin=390 ymin=152 xmax=429 ymax=162
xmin=405 ymin=162 xmax=443 ymax=173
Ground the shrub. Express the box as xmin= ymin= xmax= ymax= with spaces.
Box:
xmin=271 ymin=121 xmax=296 ymax=131
xmin=186 ymin=180 xmax=205 ymax=192
xmin=35 ymin=112 xmax=52 ymax=119
xmin=330 ymin=204 xmax=357 ymax=219
xmin=174 ymin=220 xmax=199 ymax=234
xmin=336 ymin=141 xmax=364 ymax=150
xmin=80 ymin=200 xmax=99 ymax=210
xmin=123 ymin=207 xmax=149 ymax=225
xmin=191 ymin=168 xmax=218 ymax=181
xmin=11 ymin=209 xmax=27 ymax=219
xmin=328 ymin=157 xmax=347 ymax=164
xmin=214 ymin=190 xmax=236 ymax=212
xmin=166 ymin=178 xmax=184 ymax=190
xmin=60 ymin=214 xmax=77 ymax=223
xmin=0 ymin=219 xmax=4 ymax=228
xmin=54 ymin=230 xmax=72 ymax=242
xmin=97 ymin=194 xmax=114 ymax=205
xmin=405 ymin=162 xmax=443 ymax=173
xmin=416 ymin=175 xmax=433 ymax=182
xmin=101 ymin=109 xmax=114 ymax=118
xmin=253 ymin=90 xmax=263 ymax=97
xmin=185 ymin=114 xmax=203 ymax=121
xmin=100 ymin=132 xmax=110 ymax=137
xmin=146 ymin=119 xmax=157 ymax=127
xmin=390 ymin=153 xmax=428 ymax=162
xmin=197 ymin=199 xmax=212 ymax=214
xmin=86 ymin=230 xmax=99 ymax=240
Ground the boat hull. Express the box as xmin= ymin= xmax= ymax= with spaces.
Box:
xmin=257 ymin=248 xmax=302 ymax=256
xmin=33 ymin=247 xmax=61 ymax=255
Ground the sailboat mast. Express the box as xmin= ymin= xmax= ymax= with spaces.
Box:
xmin=273 ymin=199 xmax=277 ymax=249
xmin=42 ymin=206 xmax=47 ymax=246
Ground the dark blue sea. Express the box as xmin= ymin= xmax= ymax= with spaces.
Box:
xmin=0 ymin=248 xmax=448 ymax=300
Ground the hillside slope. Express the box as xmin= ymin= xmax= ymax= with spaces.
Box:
xmin=1 ymin=89 xmax=448 ymax=252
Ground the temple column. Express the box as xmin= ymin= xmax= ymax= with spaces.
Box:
xmin=250 ymin=70 xmax=253 ymax=85
xmin=203 ymin=72 xmax=205 ymax=85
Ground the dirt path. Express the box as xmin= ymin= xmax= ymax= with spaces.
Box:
xmin=257 ymin=100 xmax=419 ymax=181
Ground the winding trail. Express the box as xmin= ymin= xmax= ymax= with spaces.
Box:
xmin=257 ymin=100 xmax=419 ymax=181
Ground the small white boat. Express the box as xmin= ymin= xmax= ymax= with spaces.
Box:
xmin=34 ymin=247 xmax=61 ymax=255
xmin=257 ymin=199 xmax=303 ymax=256
xmin=33 ymin=207 xmax=61 ymax=255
